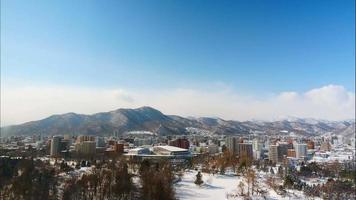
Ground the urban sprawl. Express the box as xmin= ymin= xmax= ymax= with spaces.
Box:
xmin=0 ymin=131 xmax=355 ymax=200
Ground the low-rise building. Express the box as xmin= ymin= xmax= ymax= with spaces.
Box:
xmin=207 ymin=144 xmax=219 ymax=154
xmin=287 ymin=149 xmax=296 ymax=158
xmin=169 ymin=138 xmax=190 ymax=149
xmin=153 ymin=145 xmax=191 ymax=156
xmin=127 ymin=147 xmax=151 ymax=155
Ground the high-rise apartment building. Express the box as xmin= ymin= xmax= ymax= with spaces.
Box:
xmin=96 ymin=137 xmax=106 ymax=147
xmin=295 ymin=143 xmax=307 ymax=158
xmin=277 ymin=142 xmax=289 ymax=163
xmin=225 ymin=137 xmax=238 ymax=154
xmin=269 ymin=145 xmax=278 ymax=164
xmin=76 ymin=135 xmax=95 ymax=143
xmin=238 ymin=143 xmax=253 ymax=159
xmin=50 ymin=136 xmax=62 ymax=157
xmin=76 ymin=141 xmax=96 ymax=155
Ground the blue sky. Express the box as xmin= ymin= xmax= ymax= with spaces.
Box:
xmin=2 ymin=0 xmax=355 ymax=93
xmin=1 ymin=0 xmax=355 ymax=124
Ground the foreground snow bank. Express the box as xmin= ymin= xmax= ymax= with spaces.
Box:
xmin=175 ymin=170 xmax=320 ymax=200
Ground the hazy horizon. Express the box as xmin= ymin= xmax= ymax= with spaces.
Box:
xmin=1 ymin=84 xmax=355 ymax=126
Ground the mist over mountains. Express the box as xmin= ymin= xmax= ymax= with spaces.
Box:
xmin=1 ymin=106 xmax=355 ymax=138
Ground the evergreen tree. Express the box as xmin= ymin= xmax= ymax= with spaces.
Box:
xmin=194 ymin=171 xmax=204 ymax=186
xmin=283 ymin=175 xmax=294 ymax=189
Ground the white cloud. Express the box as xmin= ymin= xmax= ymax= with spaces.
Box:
xmin=1 ymin=84 xmax=354 ymax=126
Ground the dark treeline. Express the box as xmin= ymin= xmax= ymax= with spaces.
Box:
xmin=62 ymin=158 xmax=135 ymax=200
xmin=2 ymin=153 xmax=355 ymax=200
xmin=0 ymin=157 xmax=177 ymax=200
xmin=0 ymin=158 xmax=57 ymax=200
xmin=283 ymin=161 xmax=356 ymax=199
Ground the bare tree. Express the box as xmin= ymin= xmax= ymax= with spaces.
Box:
xmin=238 ymin=181 xmax=245 ymax=196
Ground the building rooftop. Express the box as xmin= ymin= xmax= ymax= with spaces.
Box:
xmin=155 ymin=145 xmax=189 ymax=152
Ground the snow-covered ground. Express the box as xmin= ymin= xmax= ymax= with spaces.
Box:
xmin=175 ymin=170 xmax=319 ymax=200
xmin=176 ymin=171 xmax=239 ymax=200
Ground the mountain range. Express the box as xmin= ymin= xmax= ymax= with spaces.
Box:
xmin=1 ymin=106 xmax=355 ymax=138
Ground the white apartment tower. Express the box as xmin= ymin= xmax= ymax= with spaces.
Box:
xmin=295 ymin=143 xmax=307 ymax=158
